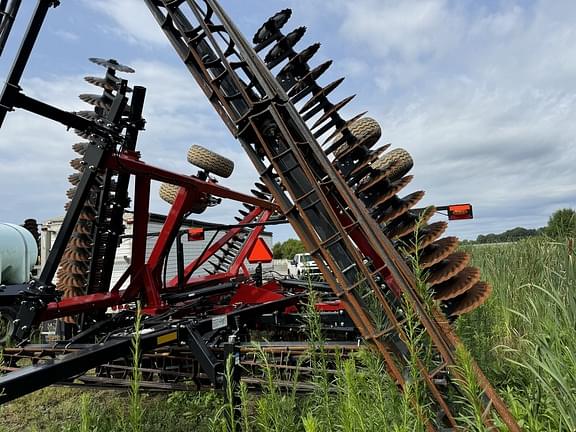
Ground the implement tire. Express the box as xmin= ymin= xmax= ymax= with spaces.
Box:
xmin=0 ymin=306 xmax=16 ymax=345
xmin=187 ymin=145 xmax=234 ymax=178
xmin=371 ymin=148 xmax=413 ymax=182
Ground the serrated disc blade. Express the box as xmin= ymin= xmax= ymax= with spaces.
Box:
xmin=84 ymin=76 xmax=114 ymax=91
xmin=402 ymin=221 xmax=448 ymax=253
xmin=68 ymin=173 xmax=81 ymax=186
xmin=446 ymin=281 xmax=492 ymax=316
xmin=368 ymin=176 xmax=414 ymax=210
xmin=79 ymin=93 xmax=111 ymax=109
xmin=89 ymin=57 xmax=135 ymax=73
xmin=311 ymin=95 xmax=355 ymax=130
xmin=345 ymin=145 xmax=391 ymax=179
xmin=76 ymin=111 xmax=101 ymax=121
xmin=253 ymin=9 xmax=292 ymax=45
xmin=385 ymin=206 xmax=436 ymax=240
xmin=251 ymin=189 xmax=271 ymax=200
xmin=433 ymin=267 xmax=481 ymax=301
xmin=58 ymin=261 xmax=88 ymax=275
xmin=70 ymin=158 xmax=85 ymax=171
xmin=75 ymin=221 xmax=93 ymax=234
xmin=419 ymin=236 xmax=460 ymax=268
xmin=254 ymin=182 xmax=270 ymax=193
xmin=288 ymin=61 xmax=333 ymax=100
xmin=376 ymin=191 xmax=425 ymax=224
xmin=265 ymin=27 xmax=307 ymax=67
xmin=58 ymin=273 xmax=87 ymax=288
xmin=72 ymin=142 xmax=89 ymax=155
xmin=66 ymin=187 xmax=77 ymax=200
xmin=427 ymin=251 xmax=470 ymax=285
xmin=63 ymin=247 xmax=91 ymax=261
xmin=68 ymin=233 xmax=93 ymax=249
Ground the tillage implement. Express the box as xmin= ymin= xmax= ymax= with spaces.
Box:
xmin=0 ymin=1 xmax=519 ymax=430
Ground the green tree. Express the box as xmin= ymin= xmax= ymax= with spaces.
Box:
xmin=272 ymin=242 xmax=284 ymax=259
xmin=546 ymin=208 xmax=576 ymax=240
xmin=282 ymin=238 xmax=305 ymax=260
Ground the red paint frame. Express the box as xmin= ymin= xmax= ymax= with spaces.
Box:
xmin=39 ymin=150 xmax=280 ymax=321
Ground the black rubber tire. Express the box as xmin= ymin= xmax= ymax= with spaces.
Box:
xmin=187 ymin=145 xmax=234 ymax=178
xmin=0 ymin=306 xmax=17 ymax=345
xmin=371 ymin=148 xmax=413 ymax=183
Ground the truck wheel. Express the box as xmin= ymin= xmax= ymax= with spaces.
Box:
xmin=0 ymin=306 xmax=16 ymax=345
xmin=187 ymin=145 xmax=235 ymax=178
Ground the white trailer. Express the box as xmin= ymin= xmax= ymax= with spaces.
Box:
xmin=40 ymin=212 xmax=273 ymax=290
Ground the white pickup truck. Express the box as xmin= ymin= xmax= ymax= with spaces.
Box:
xmin=287 ymin=253 xmax=322 ymax=279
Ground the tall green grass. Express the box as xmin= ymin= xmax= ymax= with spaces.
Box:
xmin=459 ymin=237 xmax=576 ymax=431
xmin=2 ymin=237 xmax=573 ymax=431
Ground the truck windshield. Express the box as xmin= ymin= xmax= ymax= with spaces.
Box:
xmin=301 ymin=255 xmax=313 ymax=262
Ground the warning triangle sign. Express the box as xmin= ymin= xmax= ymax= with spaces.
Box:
xmin=247 ymin=237 xmax=273 ymax=263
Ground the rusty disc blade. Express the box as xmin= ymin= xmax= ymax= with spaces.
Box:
xmin=72 ymin=142 xmax=89 ymax=155
xmin=432 ymin=267 xmax=481 ymax=301
xmin=68 ymin=235 xmax=92 ymax=249
xmin=446 ymin=281 xmax=492 ymax=316
xmin=79 ymin=93 xmax=111 ymax=109
xmin=67 ymin=242 xmax=92 ymax=254
xmin=376 ymin=191 xmax=425 ymax=224
xmin=59 ymin=261 xmax=89 ymax=275
xmin=84 ymin=76 xmax=114 ymax=91
xmin=427 ymin=251 xmax=470 ymax=285
xmin=254 ymin=182 xmax=270 ymax=193
xmin=89 ymin=57 xmax=135 ymax=73
xmin=402 ymin=221 xmax=448 ymax=253
xmin=251 ymin=189 xmax=271 ymax=200
xmin=76 ymin=111 xmax=100 ymax=121
xmin=66 ymin=187 xmax=77 ymax=200
xmin=386 ymin=206 xmax=436 ymax=240
xmin=358 ymin=158 xmax=411 ymax=194
xmin=419 ymin=236 xmax=460 ymax=269
xmin=369 ymin=176 xmax=414 ymax=209
xmin=78 ymin=209 xmax=97 ymax=222
xmin=323 ymin=112 xmax=368 ymax=152
xmin=58 ymin=274 xmax=87 ymax=288
xmin=253 ymin=9 xmax=292 ymax=45
xmin=75 ymin=221 xmax=93 ymax=234
xmin=288 ymin=61 xmax=333 ymax=102
xmin=265 ymin=27 xmax=307 ymax=67
xmin=68 ymin=173 xmax=81 ymax=186
xmin=70 ymin=158 xmax=85 ymax=171
xmin=300 ymin=78 xmax=345 ymax=115
xmin=344 ymin=145 xmax=391 ymax=182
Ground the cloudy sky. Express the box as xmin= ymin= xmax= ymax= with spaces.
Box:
xmin=0 ymin=0 xmax=574 ymax=242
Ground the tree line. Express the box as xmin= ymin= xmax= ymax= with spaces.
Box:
xmin=273 ymin=209 xmax=576 ymax=256
xmin=463 ymin=208 xmax=576 ymax=244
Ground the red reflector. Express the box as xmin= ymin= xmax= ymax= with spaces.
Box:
xmin=187 ymin=227 xmax=205 ymax=241
xmin=448 ymin=204 xmax=473 ymax=220
xmin=247 ymin=238 xmax=273 ymax=263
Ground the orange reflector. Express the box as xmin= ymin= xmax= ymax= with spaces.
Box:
xmin=187 ymin=227 xmax=205 ymax=241
xmin=248 ymin=238 xmax=273 ymax=263
xmin=448 ymin=204 xmax=473 ymax=221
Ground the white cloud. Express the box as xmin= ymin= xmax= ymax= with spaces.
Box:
xmin=82 ymin=0 xmax=168 ymax=47
xmin=2 ymin=0 xmax=575 ymax=243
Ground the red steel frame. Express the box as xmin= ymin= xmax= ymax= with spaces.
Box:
xmin=37 ymin=149 xmax=279 ymax=321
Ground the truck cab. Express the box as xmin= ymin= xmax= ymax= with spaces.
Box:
xmin=287 ymin=253 xmax=321 ymax=279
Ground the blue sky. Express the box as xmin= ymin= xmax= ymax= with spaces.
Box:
xmin=1 ymin=0 xmax=575 ymax=242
